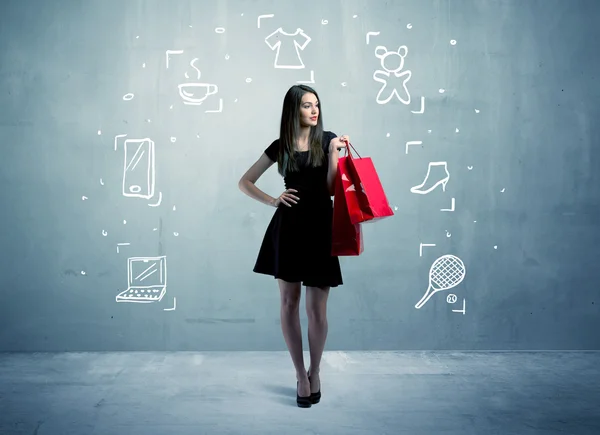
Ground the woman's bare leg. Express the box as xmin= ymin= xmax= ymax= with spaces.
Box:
xmin=305 ymin=285 xmax=330 ymax=393
xmin=278 ymin=279 xmax=310 ymax=396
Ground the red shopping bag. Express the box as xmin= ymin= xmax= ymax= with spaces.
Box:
xmin=331 ymin=154 xmax=364 ymax=256
xmin=342 ymin=142 xmax=394 ymax=225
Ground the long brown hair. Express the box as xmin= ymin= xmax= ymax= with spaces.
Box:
xmin=276 ymin=85 xmax=325 ymax=176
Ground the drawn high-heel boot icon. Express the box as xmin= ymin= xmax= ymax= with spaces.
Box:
xmin=410 ymin=161 xmax=450 ymax=195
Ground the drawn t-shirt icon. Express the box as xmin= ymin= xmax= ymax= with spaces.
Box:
xmin=265 ymin=28 xmax=311 ymax=69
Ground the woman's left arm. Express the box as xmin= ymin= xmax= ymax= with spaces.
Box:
xmin=327 ymin=135 xmax=350 ymax=196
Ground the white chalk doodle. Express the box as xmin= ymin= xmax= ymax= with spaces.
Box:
xmin=341 ymin=82 xmax=347 ymax=87
xmin=97 ymin=130 xmax=102 ymax=135
xmin=116 ymin=256 xmax=167 ymax=303
xmin=102 ymin=230 xmax=107 ymax=236
xmin=410 ymin=162 xmax=449 ymax=194
xmin=407 ymin=23 xmax=412 ymax=29
xmin=373 ymin=45 xmax=412 ymax=105
xmin=164 ymin=297 xmax=177 ymax=311
xmin=500 ymin=188 xmax=505 ymax=193
xmin=439 ymin=88 xmax=445 ymax=93
xmin=467 ymin=166 xmax=473 ymax=170
xmin=446 ymin=231 xmax=451 ymax=238
xmin=148 ymin=191 xmax=162 ymax=207
xmin=386 ymin=133 xmax=391 ymax=137
xmin=257 ymin=14 xmax=274 ymax=28
xmin=447 ymin=294 xmax=458 ymax=304
xmin=265 ymin=27 xmax=311 ymax=69
xmin=415 ymin=254 xmax=466 ymax=309
xmin=116 ymin=242 xmax=130 ymax=254
xmin=321 ymin=19 xmax=328 ymax=25
xmin=411 ymin=96 xmax=425 ymax=114
xmin=82 ymin=196 xmax=88 ymax=200
xmin=123 ymin=93 xmax=134 ymax=101
xmin=245 ymin=78 xmax=252 ymax=83
xmin=121 ymin=138 xmax=155 ymax=200
xmin=475 ymin=109 xmax=480 ymax=113
xmin=405 ymin=140 xmax=422 ymax=154
xmin=297 ymin=70 xmax=315 ymax=84
xmin=100 ymin=178 xmax=104 ymax=185
xmin=455 ymin=128 xmax=460 ymax=133
xmin=81 ymin=271 xmax=86 ymax=275
xmin=215 ymin=27 xmax=225 ymax=33
xmin=441 ymin=197 xmax=455 ymax=212
xmin=452 ymin=299 xmax=466 ymax=314
xmin=166 ymin=49 xmax=184 ymax=69
xmin=419 ymin=243 xmax=436 ymax=257
xmin=170 ymin=137 xmax=176 ymax=142
xmin=174 ymin=232 xmax=179 ymax=237
xmin=366 ymin=31 xmax=380 ymax=44
xmin=450 ymin=39 xmax=457 ymax=45
xmin=494 ymin=245 xmax=498 ymax=250
xmin=178 ymin=58 xmax=219 ymax=107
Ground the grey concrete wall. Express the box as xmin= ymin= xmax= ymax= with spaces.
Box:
xmin=0 ymin=0 xmax=598 ymax=351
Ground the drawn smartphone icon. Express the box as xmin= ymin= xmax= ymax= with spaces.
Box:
xmin=122 ymin=138 xmax=155 ymax=199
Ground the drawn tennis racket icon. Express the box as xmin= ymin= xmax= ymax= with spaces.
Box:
xmin=415 ymin=254 xmax=466 ymax=309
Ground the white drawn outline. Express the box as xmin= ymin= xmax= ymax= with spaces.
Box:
xmin=297 ymin=70 xmax=315 ymax=84
xmin=441 ymin=198 xmax=455 ymax=212
xmin=452 ymin=298 xmax=466 ymax=314
xmin=411 ymin=96 xmax=425 ymax=114
xmin=366 ymin=31 xmax=380 ymax=45
xmin=415 ymin=254 xmax=466 ymax=309
xmin=179 ymin=58 xmax=219 ymax=106
xmin=373 ymin=45 xmax=412 ymax=105
xmin=116 ymin=242 xmax=130 ymax=254
xmin=164 ymin=297 xmax=177 ymax=311
xmin=265 ymin=27 xmax=311 ymax=69
xmin=122 ymin=138 xmax=155 ymax=200
xmin=166 ymin=50 xmax=184 ymax=69
xmin=419 ymin=243 xmax=436 ymax=257
xmin=116 ymin=256 xmax=167 ymax=303
xmin=148 ymin=191 xmax=163 ymax=207
xmin=410 ymin=162 xmax=449 ymax=194
xmin=257 ymin=14 xmax=274 ymax=28
xmin=405 ymin=140 xmax=422 ymax=154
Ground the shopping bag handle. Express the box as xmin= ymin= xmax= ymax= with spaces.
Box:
xmin=342 ymin=140 xmax=362 ymax=159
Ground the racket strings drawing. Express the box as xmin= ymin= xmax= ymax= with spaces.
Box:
xmin=415 ymin=254 xmax=466 ymax=309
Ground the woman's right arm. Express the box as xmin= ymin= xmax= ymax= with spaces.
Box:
xmin=238 ymin=153 xmax=278 ymax=207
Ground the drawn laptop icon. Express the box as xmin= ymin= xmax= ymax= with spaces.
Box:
xmin=116 ymin=256 xmax=167 ymax=303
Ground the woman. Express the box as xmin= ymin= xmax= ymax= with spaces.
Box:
xmin=238 ymin=84 xmax=350 ymax=408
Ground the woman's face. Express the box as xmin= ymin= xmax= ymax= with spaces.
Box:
xmin=299 ymin=92 xmax=319 ymax=127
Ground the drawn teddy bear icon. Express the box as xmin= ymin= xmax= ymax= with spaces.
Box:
xmin=372 ymin=45 xmax=412 ymax=105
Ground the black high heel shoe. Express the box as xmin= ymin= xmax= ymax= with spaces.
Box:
xmin=307 ymin=371 xmax=321 ymax=404
xmin=296 ymin=382 xmax=312 ymax=408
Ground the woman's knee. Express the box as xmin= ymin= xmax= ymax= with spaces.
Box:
xmin=278 ymin=279 xmax=301 ymax=310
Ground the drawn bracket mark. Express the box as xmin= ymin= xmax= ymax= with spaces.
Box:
xmin=114 ymin=134 xmax=127 ymax=151
xmin=405 ymin=141 xmax=422 ymax=154
xmin=205 ymin=98 xmax=223 ymax=113
xmin=148 ymin=191 xmax=163 ymax=207
xmin=419 ymin=243 xmax=436 ymax=257
xmin=164 ymin=297 xmax=177 ymax=311
xmin=441 ymin=197 xmax=455 ymax=212
xmin=257 ymin=14 xmax=274 ymax=28
xmin=411 ymin=96 xmax=425 ymax=114
xmin=452 ymin=298 xmax=466 ymax=314
xmin=297 ymin=70 xmax=315 ymax=84
xmin=366 ymin=31 xmax=380 ymax=45
xmin=166 ymin=50 xmax=184 ymax=69
xmin=116 ymin=243 xmax=131 ymax=254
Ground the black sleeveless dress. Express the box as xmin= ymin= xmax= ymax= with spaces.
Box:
xmin=253 ymin=130 xmax=343 ymax=288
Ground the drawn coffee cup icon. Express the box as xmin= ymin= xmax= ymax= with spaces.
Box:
xmin=178 ymin=83 xmax=218 ymax=105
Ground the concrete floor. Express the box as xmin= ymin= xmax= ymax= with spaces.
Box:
xmin=0 ymin=351 xmax=599 ymax=435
